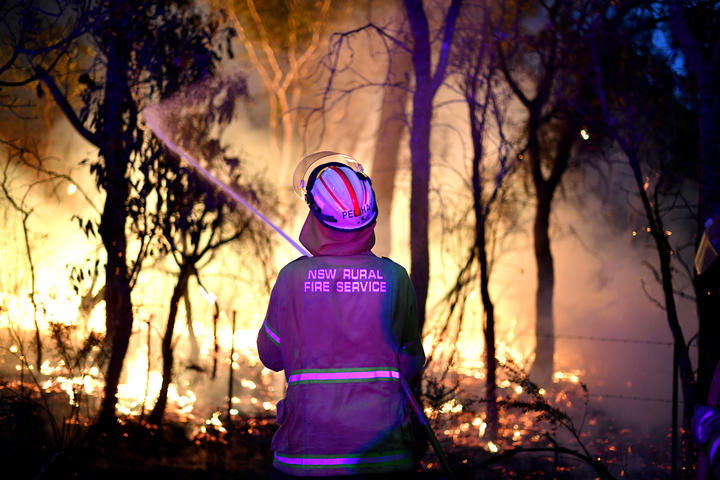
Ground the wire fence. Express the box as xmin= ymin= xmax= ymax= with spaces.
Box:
xmin=519 ymin=331 xmax=697 ymax=348
xmin=589 ymin=393 xmax=677 ymax=404
xmin=507 ymin=332 xmax=692 ymax=405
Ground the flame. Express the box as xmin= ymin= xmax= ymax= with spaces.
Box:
xmin=553 ymin=369 xmax=584 ymax=384
xmin=440 ymin=399 xmax=463 ymax=414
xmin=1 ymin=175 xmax=581 ymax=454
xmin=241 ymin=379 xmax=257 ymax=390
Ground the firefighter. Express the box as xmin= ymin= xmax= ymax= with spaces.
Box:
xmin=258 ymin=152 xmax=425 ymax=479
xmin=695 ymin=405 xmax=720 ymax=478
xmin=695 ymin=213 xmax=720 ymax=480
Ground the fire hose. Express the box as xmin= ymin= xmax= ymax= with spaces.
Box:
xmin=144 ymin=109 xmax=457 ymax=479
xmin=400 ymin=376 xmax=458 ymax=480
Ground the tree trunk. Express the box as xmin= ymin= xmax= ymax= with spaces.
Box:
xmin=401 ymin=0 xmax=461 ymax=335
xmin=528 ymin=117 xmax=576 ymax=384
xmin=149 ymin=263 xmax=193 ymax=424
xmin=408 ymin=86 xmax=432 ymax=334
xmin=184 ymin=289 xmax=200 ymax=367
xmin=404 ymin=0 xmax=434 ymax=334
xmin=624 ymin=146 xmax=696 ymax=479
xmin=637 ymin=162 xmax=695 ymax=401
xmin=473 ymin=136 xmax=498 ymax=441
xmin=530 ymin=191 xmax=555 ymax=383
xmin=227 ymin=311 xmax=237 ymax=418
xmin=526 ymin=112 xmax=555 ymax=384
xmin=211 ymin=300 xmax=220 ymax=379
xmin=372 ymin=41 xmax=411 ymax=257
xmin=479 ymin=220 xmax=498 ymax=441
xmin=97 ymin=16 xmax=135 ymax=429
xmin=468 ymin=75 xmax=498 ymax=440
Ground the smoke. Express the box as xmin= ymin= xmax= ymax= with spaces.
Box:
xmin=218 ymin=12 xmax=695 ymax=438
xmin=143 ymin=92 xmax=311 ymax=258
xmin=0 ymin=2 xmax=699 ymax=443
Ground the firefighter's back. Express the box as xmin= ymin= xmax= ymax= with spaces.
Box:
xmin=270 ymin=254 xmax=416 ymax=476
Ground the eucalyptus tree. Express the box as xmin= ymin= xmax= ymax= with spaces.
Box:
xmin=0 ymin=0 xmax=233 ymax=428
xmin=493 ymin=0 xmax=602 ymax=383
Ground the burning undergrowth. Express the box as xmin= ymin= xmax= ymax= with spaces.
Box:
xmin=0 ymin=195 xmax=683 ymax=479
xmin=410 ymin=359 xmax=674 ymax=479
xmin=0 ymin=325 xmax=677 ymax=479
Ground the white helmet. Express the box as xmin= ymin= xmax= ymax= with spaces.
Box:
xmin=293 ymin=151 xmax=378 ymax=231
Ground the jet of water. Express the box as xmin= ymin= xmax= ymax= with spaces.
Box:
xmin=143 ymin=105 xmax=311 ymax=258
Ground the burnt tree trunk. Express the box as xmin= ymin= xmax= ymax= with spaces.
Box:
xmin=97 ymin=9 xmax=135 ymax=429
xmin=531 ymin=188 xmax=555 ymax=382
xmin=493 ymin=6 xmax=581 ymax=385
xmin=666 ymin=7 xmax=718 ymax=475
xmin=625 ymin=146 xmax=696 ymax=418
xmin=211 ymin=300 xmax=220 ymax=379
xmin=463 ymin=30 xmax=499 ymax=436
xmin=470 ymin=98 xmax=498 ymax=441
xmin=528 ymin=116 xmax=577 ymax=384
xmin=408 ymin=82 xmax=432 ymax=334
xmin=149 ymin=262 xmax=194 ymax=424
xmin=590 ymin=35 xmax=699 ymax=475
xmin=623 ymin=142 xmax=696 ymax=479
xmin=478 ymin=219 xmax=497 ymax=440
xmin=184 ymin=289 xmax=200 ymax=367
xmin=403 ymin=0 xmax=461 ymax=333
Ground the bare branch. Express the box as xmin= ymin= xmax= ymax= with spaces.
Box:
xmin=494 ymin=38 xmax=531 ymax=108
xmin=431 ymin=0 xmax=463 ymax=93
xmin=0 ymin=138 xmax=100 ymax=213
xmin=34 ymin=67 xmax=100 ymax=147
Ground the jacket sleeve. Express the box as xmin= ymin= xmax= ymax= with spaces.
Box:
xmin=394 ymin=268 xmax=425 ymax=380
xmin=257 ymin=277 xmax=285 ymax=372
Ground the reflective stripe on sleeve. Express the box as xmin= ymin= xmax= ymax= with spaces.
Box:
xmin=275 ymin=450 xmax=412 ymax=469
xmin=287 ymin=367 xmax=400 ymax=385
xmin=263 ymin=322 xmax=280 ymax=345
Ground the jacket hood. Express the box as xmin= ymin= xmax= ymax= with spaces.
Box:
xmin=299 ymin=212 xmax=376 ymax=256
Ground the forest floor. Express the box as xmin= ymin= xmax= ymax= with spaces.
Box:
xmin=0 ymin=380 xmax=682 ymax=479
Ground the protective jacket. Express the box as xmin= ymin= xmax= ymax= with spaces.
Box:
xmin=257 ymin=213 xmax=425 ymax=477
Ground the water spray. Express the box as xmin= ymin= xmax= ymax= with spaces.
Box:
xmin=143 ymin=107 xmax=456 ymax=480
xmin=143 ymin=106 xmax=311 ymax=258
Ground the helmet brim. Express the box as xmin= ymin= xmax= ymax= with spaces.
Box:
xmin=292 ymin=151 xmax=364 ymax=198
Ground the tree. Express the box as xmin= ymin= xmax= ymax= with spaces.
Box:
xmin=588 ymin=6 xmax=701 ymax=475
xmin=0 ymin=0 xmax=92 ymax=370
xmin=0 ymin=0 xmax=232 ymax=428
xmin=402 ymin=0 xmax=462 ymax=333
xmin=314 ymin=0 xmax=461 ymax=332
xmin=144 ymin=74 xmax=273 ymax=423
xmin=454 ymin=2 xmax=514 ymax=441
xmin=493 ymin=0 xmax=598 ymax=383
xmin=217 ymin=0 xmax=334 ymax=170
